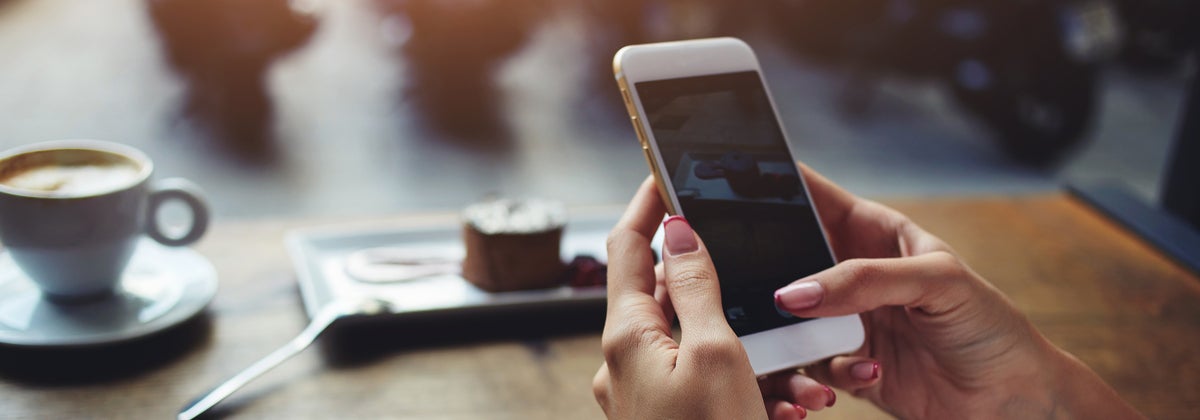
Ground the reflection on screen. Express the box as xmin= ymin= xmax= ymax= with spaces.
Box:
xmin=636 ymin=71 xmax=834 ymax=336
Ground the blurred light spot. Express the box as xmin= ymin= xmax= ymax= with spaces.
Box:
xmin=1059 ymin=1 xmax=1121 ymax=62
xmin=289 ymin=0 xmax=322 ymax=16
xmin=956 ymin=59 xmax=991 ymax=91
xmin=381 ymin=15 xmax=413 ymax=47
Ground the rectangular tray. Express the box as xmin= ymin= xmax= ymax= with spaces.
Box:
xmin=287 ymin=214 xmax=650 ymax=321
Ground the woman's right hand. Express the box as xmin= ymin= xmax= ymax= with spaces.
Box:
xmin=762 ymin=165 xmax=1144 ymax=419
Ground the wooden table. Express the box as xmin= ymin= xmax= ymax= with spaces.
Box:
xmin=1 ymin=194 xmax=1197 ymax=419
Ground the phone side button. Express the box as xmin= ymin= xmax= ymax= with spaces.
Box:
xmin=641 ymin=144 xmax=657 ymax=172
xmin=621 ymin=90 xmax=637 ymax=116
xmin=631 ymin=116 xmax=649 ymax=145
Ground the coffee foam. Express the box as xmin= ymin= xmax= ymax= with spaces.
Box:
xmin=2 ymin=164 xmax=141 ymax=195
xmin=0 ymin=149 xmax=143 ymax=196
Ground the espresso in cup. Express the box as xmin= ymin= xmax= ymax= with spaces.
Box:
xmin=0 ymin=140 xmax=210 ymax=302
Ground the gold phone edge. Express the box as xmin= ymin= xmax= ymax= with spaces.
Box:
xmin=615 ymin=71 xmax=679 ymax=216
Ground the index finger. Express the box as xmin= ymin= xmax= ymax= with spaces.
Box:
xmin=603 ymin=177 xmax=672 ymax=366
xmin=606 ymin=176 xmax=667 ymax=303
xmin=799 ymin=162 xmax=943 ymax=259
xmin=798 ymin=162 xmax=857 ymax=232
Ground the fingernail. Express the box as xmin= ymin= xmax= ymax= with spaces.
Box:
xmin=774 ymin=281 xmax=824 ymax=310
xmin=793 ymin=403 xmax=808 ymax=419
xmin=663 ymin=216 xmax=699 ymax=256
xmin=823 ymin=385 xmax=836 ymax=407
xmin=851 ymin=361 xmax=880 ymax=381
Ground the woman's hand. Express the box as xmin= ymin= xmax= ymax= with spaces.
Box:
xmin=592 ymin=177 xmax=833 ymax=420
xmin=765 ymin=165 xmax=1143 ymax=419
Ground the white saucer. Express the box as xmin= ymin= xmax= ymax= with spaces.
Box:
xmin=0 ymin=239 xmax=217 ymax=347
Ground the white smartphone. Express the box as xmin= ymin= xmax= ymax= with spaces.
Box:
xmin=614 ymin=37 xmax=865 ymax=375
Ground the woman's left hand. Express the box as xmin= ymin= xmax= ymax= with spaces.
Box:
xmin=592 ymin=177 xmax=835 ymax=419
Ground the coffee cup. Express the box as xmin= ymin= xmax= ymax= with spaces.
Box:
xmin=0 ymin=140 xmax=210 ymax=302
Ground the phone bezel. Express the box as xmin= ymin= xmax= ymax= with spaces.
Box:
xmin=614 ymin=37 xmax=864 ymax=375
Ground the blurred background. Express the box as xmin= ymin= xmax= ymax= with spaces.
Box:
xmin=0 ymin=0 xmax=1193 ymax=219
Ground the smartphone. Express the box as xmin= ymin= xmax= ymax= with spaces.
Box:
xmin=614 ymin=38 xmax=864 ymax=375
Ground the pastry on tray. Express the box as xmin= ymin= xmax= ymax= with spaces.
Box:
xmin=461 ymin=199 xmax=568 ymax=292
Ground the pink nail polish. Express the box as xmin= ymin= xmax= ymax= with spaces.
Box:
xmin=662 ymin=216 xmax=699 ymax=256
xmin=851 ymin=361 xmax=880 ymax=381
xmin=775 ymin=281 xmax=824 ymax=310
xmin=793 ymin=403 xmax=807 ymax=419
xmin=823 ymin=385 xmax=836 ymax=407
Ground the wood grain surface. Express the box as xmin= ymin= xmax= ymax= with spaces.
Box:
xmin=0 ymin=195 xmax=1196 ymax=419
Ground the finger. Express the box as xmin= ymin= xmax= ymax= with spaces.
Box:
xmin=607 ymin=176 xmax=668 ymax=304
xmin=804 ymin=356 xmax=881 ymax=393
xmin=797 ymin=163 xmax=857 ymax=234
xmin=774 ymin=251 xmax=974 ymax=317
xmin=592 ymin=363 xmax=611 ymax=413
xmin=766 ymin=398 xmax=807 ymax=420
xmin=759 ymin=372 xmax=837 ymax=410
xmin=652 ymin=263 xmax=676 ymax=324
xmin=602 ymin=176 xmax=672 ymax=369
xmin=798 ymin=163 xmax=912 ymax=260
xmin=660 ymin=216 xmax=731 ymax=336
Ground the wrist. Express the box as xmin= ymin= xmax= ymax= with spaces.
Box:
xmin=1033 ymin=340 xmax=1144 ymax=419
xmin=984 ymin=331 xmax=1143 ymax=419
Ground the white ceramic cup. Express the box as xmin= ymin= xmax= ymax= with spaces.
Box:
xmin=0 ymin=140 xmax=209 ymax=302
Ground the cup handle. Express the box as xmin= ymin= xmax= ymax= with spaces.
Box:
xmin=146 ymin=178 xmax=210 ymax=247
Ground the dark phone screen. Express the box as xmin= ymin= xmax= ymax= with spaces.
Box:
xmin=636 ymin=71 xmax=835 ymax=336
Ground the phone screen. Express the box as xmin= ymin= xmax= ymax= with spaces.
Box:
xmin=635 ymin=71 xmax=834 ymax=336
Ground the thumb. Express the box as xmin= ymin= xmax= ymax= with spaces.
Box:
xmin=774 ymin=251 xmax=973 ymax=317
xmin=660 ymin=216 xmax=730 ymax=336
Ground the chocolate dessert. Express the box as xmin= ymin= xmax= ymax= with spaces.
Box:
xmin=461 ymin=199 xmax=567 ymax=292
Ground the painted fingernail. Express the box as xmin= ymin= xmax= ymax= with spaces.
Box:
xmin=851 ymin=361 xmax=880 ymax=381
xmin=663 ymin=216 xmax=699 ymax=256
xmin=774 ymin=281 xmax=824 ymax=310
xmin=823 ymin=385 xmax=836 ymax=407
xmin=793 ymin=403 xmax=808 ymax=419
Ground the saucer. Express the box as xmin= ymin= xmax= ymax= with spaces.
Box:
xmin=0 ymin=239 xmax=217 ymax=347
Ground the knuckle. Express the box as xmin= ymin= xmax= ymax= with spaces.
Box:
xmin=592 ymin=372 xmax=609 ymax=403
xmin=599 ymin=334 xmax=625 ymax=363
xmin=667 ymin=264 xmax=717 ymax=294
xmin=911 ymin=251 xmax=976 ymax=313
xmin=605 ymin=229 xmax=631 ymax=255
xmin=606 ymin=227 xmax=647 ymax=257
xmin=925 ymin=251 xmax=971 ymax=292
xmin=687 ymin=335 xmax=744 ymax=363
xmin=927 ymin=250 xmax=974 ymax=295
xmin=929 ymin=250 xmax=966 ymax=276
xmin=600 ymin=319 xmax=659 ymax=362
